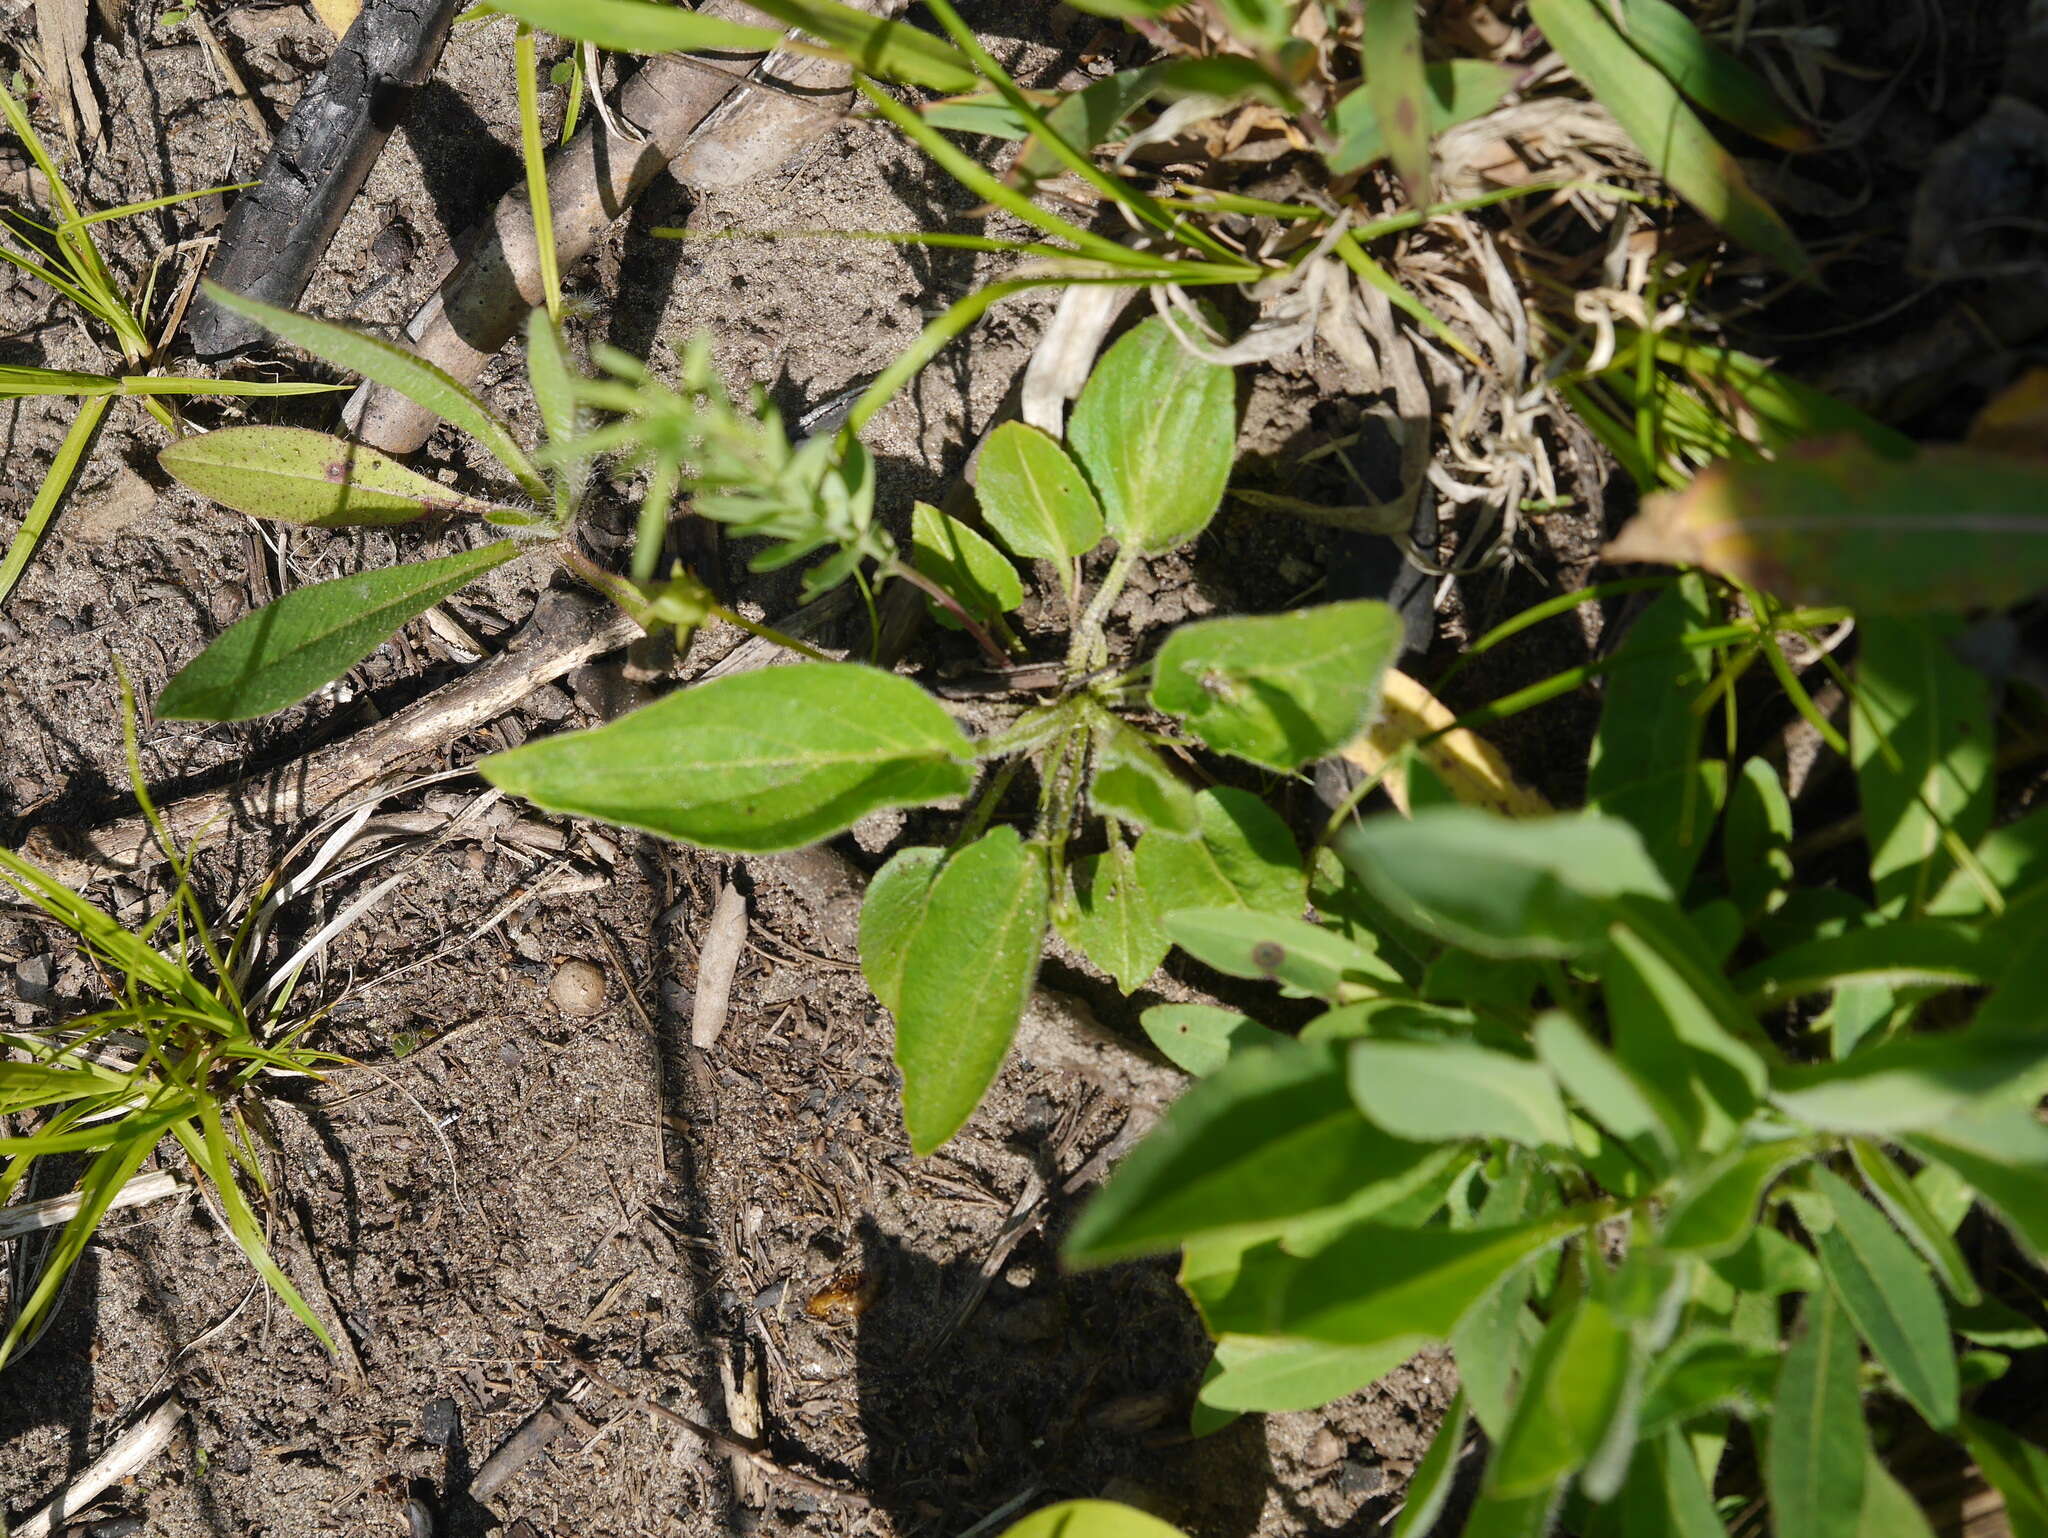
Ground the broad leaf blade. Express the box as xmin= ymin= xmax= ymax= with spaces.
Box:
xmin=1163 ymin=908 xmax=1398 ymax=1000
xmin=1068 ymin=314 xmax=1236 ymax=553
xmin=858 ymin=845 xmax=945 ymax=1016
xmin=1134 ymin=787 xmax=1304 ymax=919
xmin=1349 ymin=1038 xmax=1575 ymax=1149
xmin=976 ymin=420 xmax=1104 ymax=565
xmin=1065 ymin=1041 xmax=1441 ymax=1266
xmin=894 ymin=828 xmax=1046 ymax=1154
xmin=1487 ymin=1296 xmax=1636 ymax=1499
xmin=1658 ymin=1139 xmax=1806 ymax=1255
xmin=1140 ymin=1003 xmax=1283 ymax=1078
xmin=1150 ymin=601 xmax=1402 ymax=771
xmin=482 ymin=663 xmax=975 ymax=852
xmin=161 ymin=426 xmax=501 ymax=527
xmin=158 ymin=543 xmax=519 ymax=721
xmin=911 ymin=501 xmax=1022 ymax=629
xmin=998 ymin=1500 xmax=1188 ymax=1538
xmin=1811 ymin=1167 xmax=1958 ymax=1430
xmin=1058 ymin=835 xmax=1169 ymax=993
xmin=1089 ymin=716 xmax=1199 ymax=836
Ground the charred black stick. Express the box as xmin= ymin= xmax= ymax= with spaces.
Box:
xmin=187 ymin=0 xmax=465 ymax=358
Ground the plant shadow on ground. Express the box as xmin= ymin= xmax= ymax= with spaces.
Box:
xmin=850 ymin=1203 xmax=1273 ymax=1538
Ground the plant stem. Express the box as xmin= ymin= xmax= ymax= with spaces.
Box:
xmin=883 ymin=560 xmax=1012 ymax=669
xmin=1065 ymin=544 xmax=1139 ymax=680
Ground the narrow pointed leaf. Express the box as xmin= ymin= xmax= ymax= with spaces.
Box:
xmin=1906 ymin=1105 xmax=2048 ymax=1263
xmin=1659 ymin=1140 xmax=1806 ymax=1255
xmin=1811 ymin=1168 xmax=1958 ymax=1430
xmin=1360 ymin=0 xmax=1432 ymax=200
xmin=158 ymin=542 xmax=518 ymax=721
xmin=1849 ymin=1138 xmax=1980 ymax=1305
xmin=161 ymin=425 xmax=507 ymax=527
xmin=1488 ymin=1296 xmax=1636 ymax=1499
xmin=1393 ymin=1392 xmax=1469 ymax=1538
xmin=1767 ymin=1288 xmax=1867 ymax=1538
xmin=1327 ymin=60 xmax=1514 ymax=175
xmin=1618 ymin=0 xmax=1814 ymax=149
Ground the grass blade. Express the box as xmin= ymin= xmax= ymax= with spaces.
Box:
xmin=1360 ymin=0 xmax=1433 ymax=201
xmin=0 ymin=394 xmax=111 ymax=607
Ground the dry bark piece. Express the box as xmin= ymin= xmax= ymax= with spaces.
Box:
xmin=689 ymin=879 xmax=749 ymax=1049
xmin=14 ymin=1395 xmax=185 ymax=1538
xmin=187 ymin=0 xmax=466 ymax=357
xmin=32 ymin=0 xmax=103 ymax=148
xmin=469 ymin=1401 xmax=573 ymax=1501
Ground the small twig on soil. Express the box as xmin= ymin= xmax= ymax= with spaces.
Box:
xmin=13 ymin=1394 xmax=185 ymax=1538
xmin=690 ymin=878 xmax=749 ymax=1050
xmin=469 ymin=1400 xmax=575 ymax=1501
xmin=567 ymin=1349 xmax=872 ymax=1509
xmin=185 ymin=8 xmax=270 ymax=144
xmin=0 ymin=1168 xmax=185 ymax=1241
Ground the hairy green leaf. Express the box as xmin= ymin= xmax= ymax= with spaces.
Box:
xmin=1533 ymin=1010 xmax=1682 ymax=1173
xmin=158 ymin=543 xmax=518 ymax=721
xmin=1333 ymin=809 xmax=1670 ymax=959
xmin=1768 ymin=1287 xmax=1867 ymax=1538
xmin=1659 ymin=1140 xmax=1807 ymax=1255
xmin=1066 ymin=1041 xmax=1441 ymax=1266
xmin=1163 ymin=908 xmax=1398 ymax=1000
xmin=160 ymin=426 xmax=508 ymax=527
xmin=1906 ymin=1105 xmax=2048 ymax=1263
xmin=1811 ymin=1167 xmax=1957 ymax=1429
xmin=1488 ymin=1296 xmax=1637 ymax=1499
xmin=482 ymin=663 xmax=975 ymax=852
xmin=976 ymin=420 xmax=1104 ymax=571
xmin=1089 ymin=716 xmax=1199 ymax=836
xmin=1350 ymin=1039 xmax=1574 ymax=1149
xmin=1772 ymin=1028 xmax=2048 ymax=1134
xmin=1058 ymin=835 xmax=1169 ymax=993
xmin=1849 ymin=1139 xmax=1980 ymax=1305
xmin=1150 ymin=601 xmax=1401 ymax=771
xmin=1610 ymin=1428 xmax=1727 ymax=1538
xmin=1736 ymin=921 xmax=1992 ymax=1008
xmin=1140 ymin=1004 xmax=1283 ymax=1078
xmin=1960 ymin=1417 xmax=2048 ymax=1538
xmin=894 ymin=828 xmax=1047 ymax=1155
xmin=858 ymin=845 xmax=945 ymax=1016
xmin=1135 ymin=787 xmax=1304 ymax=919
xmin=1068 ymin=315 xmax=1236 ymax=553
xmin=1197 ymin=1333 xmax=1417 ymax=1414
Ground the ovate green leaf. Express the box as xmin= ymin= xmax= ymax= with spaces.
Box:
xmin=976 ymin=420 xmax=1104 ymax=568
xmin=1349 ymin=1039 xmax=1574 ymax=1149
xmin=1140 ymin=1004 xmax=1284 ymax=1078
xmin=1659 ymin=1140 xmax=1807 ymax=1255
xmin=894 ymin=828 xmax=1047 ymax=1154
xmin=1149 ymin=600 xmax=1401 ymax=771
xmin=1197 ymin=1333 xmax=1417 ymax=1414
xmin=1134 ymin=786 xmax=1304 ymax=919
xmin=157 ymin=542 xmax=518 ymax=721
xmin=1163 ymin=908 xmax=1399 ymax=1000
xmin=1089 ymin=716 xmax=1199 ymax=836
xmin=1533 ymin=1009 xmax=1682 ymax=1173
xmin=1068 ymin=315 xmax=1236 ymax=553
xmin=482 ymin=663 xmax=975 ymax=852
xmin=998 ymin=1500 xmax=1189 ymax=1538
xmin=1058 ymin=835 xmax=1169 ymax=994
xmin=911 ymin=501 xmax=1023 ymax=630
xmin=858 ymin=845 xmax=945 ymax=1016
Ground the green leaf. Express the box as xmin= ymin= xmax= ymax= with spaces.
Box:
xmin=1392 ymin=1391 xmax=1469 ymax=1538
xmin=1638 ymin=1330 xmax=1779 ymax=1435
xmin=1349 ymin=1039 xmax=1574 ymax=1149
xmin=1854 ymin=1452 xmax=1938 ymax=1538
xmin=1707 ymin=1226 xmax=1821 ymax=1296
xmin=1811 ymin=1168 xmax=1958 ymax=1430
xmin=1618 ymin=0 xmax=1814 ymax=149
xmin=1961 ymin=1417 xmax=2048 ymax=1538
xmin=1768 ymin=1287 xmax=1868 ymax=1538
xmin=1058 ymin=834 xmax=1169 ymax=993
xmin=1134 ymin=787 xmax=1305 ymax=919
xmin=200 ymin=283 xmax=549 ymax=503
xmin=1488 ymin=1296 xmax=1638 ymax=1500
xmin=1088 ymin=716 xmax=1199 ymax=836
xmin=1327 ymin=59 xmax=1514 ymax=175
xmin=1848 ymin=1139 xmax=1980 ymax=1305
xmin=1532 ymin=1009 xmax=1682 ymax=1173
xmin=1068 ymin=314 xmax=1236 ymax=553
xmin=894 ymin=828 xmax=1047 ymax=1155
xmin=1726 ymin=756 xmax=1795 ymax=919
xmin=482 ymin=663 xmax=975 ymax=853
xmin=1610 ymin=1428 xmax=1727 ymax=1538
xmin=1524 ymin=0 xmax=1808 ymax=274
xmin=1270 ymin=1211 xmax=1583 ymax=1346
xmin=484 ymin=0 xmax=782 ymax=51
xmin=1359 ymin=0 xmax=1433 ymax=199
xmin=157 ymin=542 xmax=518 ymax=721
xmin=1608 ymin=442 xmax=2048 ymax=614
xmin=1952 ymin=1297 xmax=2046 ymax=1349
xmin=1856 ymin=615 xmax=1997 ymax=915
xmin=1065 ymin=1040 xmax=1443 ymax=1266
xmin=1140 ymin=1004 xmax=1285 ymax=1078
xmin=525 ymin=309 xmax=581 ymax=454
xmin=1770 ymin=1027 xmax=2048 ymax=1134
xmin=1333 ymin=809 xmax=1671 ymax=959
xmin=858 ymin=845 xmax=945 ymax=1016
xmin=1906 ymin=1105 xmax=2048 ymax=1263
xmin=911 ymin=501 xmax=1023 ymax=630
xmin=1197 ymin=1333 xmax=1417 ymax=1414
xmin=1149 ymin=600 xmax=1401 ymax=771
xmin=159 ymin=426 xmax=501 ymax=527
xmin=998 ymin=1500 xmax=1189 ymax=1538
xmin=1659 ymin=1140 xmax=1807 ymax=1255
xmin=1736 ymin=921 xmax=1992 ymax=1008
xmin=1585 ymin=574 xmax=1723 ymax=890
xmin=976 ymin=420 xmax=1104 ymax=569
xmin=1604 ymin=902 xmax=1771 ymax=1151
xmin=1162 ymin=908 xmax=1398 ymax=1001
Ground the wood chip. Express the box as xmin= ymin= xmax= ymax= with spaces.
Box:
xmin=689 ymin=879 xmax=749 ymax=1050
xmin=15 ymin=1395 xmax=184 ymax=1538
xmin=0 ymin=1168 xmax=185 ymax=1241
xmin=32 ymin=0 xmax=102 ymax=146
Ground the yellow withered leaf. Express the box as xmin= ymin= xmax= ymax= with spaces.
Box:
xmin=1342 ymin=668 xmax=1550 ymax=819
xmin=312 ymin=0 xmax=361 ymax=38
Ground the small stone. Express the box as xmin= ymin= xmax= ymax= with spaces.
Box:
xmin=1304 ymin=1427 xmax=1345 ymax=1467
xmin=420 ymin=1396 xmax=461 ymax=1447
xmin=14 ymin=955 xmax=52 ymax=1003
xmin=549 ymin=958 xmax=606 ymax=1016
xmin=1336 ymin=1458 xmax=1384 ymax=1496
